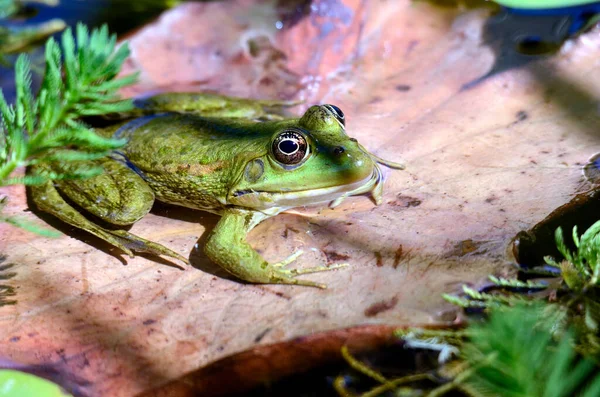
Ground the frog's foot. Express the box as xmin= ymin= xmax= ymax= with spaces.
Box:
xmin=71 ymin=225 xmax=188 ymax=265
xmin=105 ymin=230 xmax=190 ymax=265
xmin=269 ymin=250 xmax=349 ymax=288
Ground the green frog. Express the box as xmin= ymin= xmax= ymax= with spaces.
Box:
xmin=30 ymin=93 xmax=404 ymax=288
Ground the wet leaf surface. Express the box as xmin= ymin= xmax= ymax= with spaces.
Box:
xmin=1 ymin=0 xmax=600 ymax=395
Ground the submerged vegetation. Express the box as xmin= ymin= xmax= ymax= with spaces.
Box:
xmin=444 ymin=220 xmax=600 ymax=353
xmin=336 ymin=304 xmax=600 ymax=397
xmin=335 ymin=220 xmax=600 ymax=396
xmin=0 ymin=23 xmax=137 ymax=234
xmin=0 ymin=0 xmax=66 ymax=57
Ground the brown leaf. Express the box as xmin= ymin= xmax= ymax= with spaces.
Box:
xmin=2 ymin=1 xmax=599 ymax=395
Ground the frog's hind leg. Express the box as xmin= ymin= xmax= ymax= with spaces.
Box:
xmin=49 ymin=158 xmax=155 ymax=226
xmin=132 ymin=92 xmax=300 ymax=120
xmin=30 ymin=161 xmax=189 ymax=264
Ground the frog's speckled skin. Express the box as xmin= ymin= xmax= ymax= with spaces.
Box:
xmin=30 ymin=93 xmax=403 ymax=288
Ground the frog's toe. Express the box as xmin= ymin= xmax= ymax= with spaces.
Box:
xmin=273 ymin=249 xmax=304 ymax=268
xmin=109 ymin=230 xmax=190 ymax=265
xmin=287 ymin=262 xmax=348 ymax=276
xmin=281 ymin=277 xmax=327 ymax=289
xmin=271 ymin=250 xmax=349 ymax=288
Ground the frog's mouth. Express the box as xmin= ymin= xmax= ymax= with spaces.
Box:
xmin=229 ymin=163 xmax=386 ymax=214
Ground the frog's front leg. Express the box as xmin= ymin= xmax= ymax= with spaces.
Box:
xmin=204 ymin=209 xmax=346 ymax=288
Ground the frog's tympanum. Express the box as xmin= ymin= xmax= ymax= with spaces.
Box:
xmin=30 ymin=93 xmax=404 ymax=288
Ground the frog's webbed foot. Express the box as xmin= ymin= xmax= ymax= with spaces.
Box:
xmin=270 ymin=250 xmax=348 ymax=288
xmin=105 ymin=229 xmax=189 ymax=264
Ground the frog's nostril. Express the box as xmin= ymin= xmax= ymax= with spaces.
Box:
xmin=333 ymin=146 xmax=345 ymax=155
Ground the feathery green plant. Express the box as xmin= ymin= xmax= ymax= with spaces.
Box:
xmin=339 ymin=222 xmax=600 ymax=396
xmin=444 ymin=220 xmax=600 ymax=310
xmin=545 ymin=220 xmax=600 ymax=290
xmin=0 ymin=23 xmax=137 ymax=234
xmin=443 ymin=221 xmax=600 ymax=359
xmin=337 ymin=305 xmax=600 ymax=397
xmin=441 ymin=275 xmax=547 ymax=310
xmin=462 ymin=304 xmax=600 ymax=397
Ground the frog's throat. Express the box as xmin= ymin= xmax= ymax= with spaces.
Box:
xmin=229 ymin=165 xmax=385 ymax=216
xmin=328 ymin=146 xmax=406 ymax=208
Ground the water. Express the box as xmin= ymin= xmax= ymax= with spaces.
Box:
xmin=0 ymin=0 xmax=181 ymax=101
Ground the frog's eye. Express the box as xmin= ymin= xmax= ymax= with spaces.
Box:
xmin=324 ymin=104 xmax=345 ymax=127
xmin=272 ymin=130 xmax=309 ymax=166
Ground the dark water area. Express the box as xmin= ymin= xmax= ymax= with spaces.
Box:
xmin=27 ymin=0 xmax=175 ymax=36
xmin=1 ymin=0 xmax=177 ymax=101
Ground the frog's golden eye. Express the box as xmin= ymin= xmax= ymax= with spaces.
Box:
xmin=272 ymin=130 xmax=309 ymax=166
xmin=324 ymin=104 xmax=345 ymax=127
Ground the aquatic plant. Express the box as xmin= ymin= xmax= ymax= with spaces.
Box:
xmin=0 ymin=255 xmax=16 ymax=307
xmin=441 ymin=276 xmax=547 ymax=309
xmin=336 ymin=304 xmax=600 ymax=397
xmin=545 ymin=221 xmax=600 ymax=290
xmin=443 ymin=220 xmax=600 ymax=348
xmin=0 ymin=0 xmax=65 ymax=57
xmin=0 ymin=23 xmax=137 ymax=234
xmin=336 ymin=220 xmax=600 ymax=396
xmin=461 ymin=304 xmax=600 ymax=397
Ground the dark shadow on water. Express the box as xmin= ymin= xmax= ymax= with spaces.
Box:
xmin=463 ymin=9 xmax=567 ymax=90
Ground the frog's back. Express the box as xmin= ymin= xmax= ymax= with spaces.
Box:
xmin=110 ymin=113 xmax=274 ymax=211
